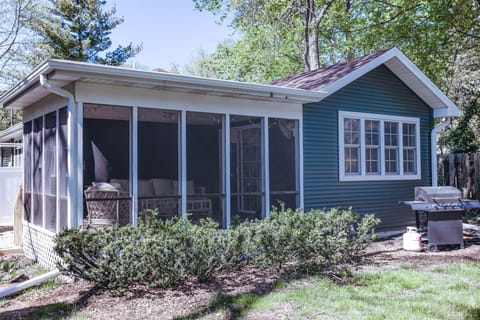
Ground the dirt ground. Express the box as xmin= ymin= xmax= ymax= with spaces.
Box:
xmin=1 ymin=236 xmax=479 ymax=320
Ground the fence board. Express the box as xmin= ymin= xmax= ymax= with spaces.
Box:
xmin=438 ymin=153 xmax=480 ymax=200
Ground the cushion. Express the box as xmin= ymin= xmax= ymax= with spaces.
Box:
xmin=172 ymin=180 xmax=195 ymax=195
xmin=152 ymin=178 xmax=173 ymax=196
xmin=110 ymin=179 xmax=129 ymax=192
xmin=90 ymin=182 xmax=118 ymax=192
xmin=138 ymin=179 xmax=154 ymax=197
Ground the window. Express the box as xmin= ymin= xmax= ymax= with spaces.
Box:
xmin=339 ymin=111 xmax=420 ymax=181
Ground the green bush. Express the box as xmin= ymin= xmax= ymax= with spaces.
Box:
xmin=233 ymin=206 xmax=379 ymax=269
xmin=54 ymin=207 xmax=379 ymax=289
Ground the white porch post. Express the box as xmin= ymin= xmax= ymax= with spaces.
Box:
xmin=75 ymin=102 xmax=83 ymax=228
xmin=298 ymin=118 xmax=304 ymax=211
xmin=41 ymin=115 xmax=46 ymax=228
xmin=225 ymin=114 xmax=231 ymax=227
xmin=131 ymin=107 xmax=138 ymax=227
xmin=263 ymin=116 xmax=270 ymax=217
xmin=55 ymin=110 xmax=60 ymax=232
xmin=180 ymin=110 xmax=187 ymax=218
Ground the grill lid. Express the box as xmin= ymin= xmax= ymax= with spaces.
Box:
xmin=415 ymin=186 xmax=461 ymax=202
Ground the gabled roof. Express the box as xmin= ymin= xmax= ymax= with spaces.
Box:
xmin=270 ymin=47 xmax=460 ymax=118
xmin=270 ymin=49 xmax=389 ymax=90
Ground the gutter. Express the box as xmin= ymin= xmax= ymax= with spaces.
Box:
xmin=40 ymin=75 xmax=76 ymax=229
xmin=431 ymin=118 xmax=452 ymax=186
xmin=0 ymin=269 xmax=60 ymax=298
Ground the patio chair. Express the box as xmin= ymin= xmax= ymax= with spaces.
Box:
xmin=84 ymin=183 xmax=120 ymax=228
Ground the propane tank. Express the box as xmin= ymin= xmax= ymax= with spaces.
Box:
xmin=403 ymin=226 xmax=423 ymax=252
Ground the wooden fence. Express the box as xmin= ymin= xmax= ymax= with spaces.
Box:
xmin=438 ymin=153 xmax=480 ymax=200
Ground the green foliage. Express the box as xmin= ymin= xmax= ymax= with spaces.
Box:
xmin=54 ymin=207 xmax=379 ymax=289
xmin=234 ymin=206 xmax=379 ymax=269
xmin=189 ymin=0 xmax=480 ymax=90
xmin=30 ymin=0 xmax=141 ymax=65
xmin=444 ymin=97 xmax=480 ymax=153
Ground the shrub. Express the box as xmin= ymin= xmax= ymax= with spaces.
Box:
xmin=234 ymin=205 xmax=379 ymax=269
xmin=54 ymin=207 xmax=379 ymax=289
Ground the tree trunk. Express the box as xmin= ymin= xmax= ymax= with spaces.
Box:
xmin=302 ymin=0 xmax=336 ymax=71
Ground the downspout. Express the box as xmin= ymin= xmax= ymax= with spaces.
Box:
xmin=0 ymin=269 xmax=60 ymax=298
xmin=431 ymin=118 xmax=451 ymax=186
xmin=40 ymin=74 xmax=77 ymax=228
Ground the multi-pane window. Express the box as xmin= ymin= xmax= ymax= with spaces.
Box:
xmin=403 ymin=123 xmax=417 ymax=174
xmin=384 ymin=122 xmax=398 ymax=174
xmin=343 ymin=118 xmax=360 ymax=174
xmin=339 ymin=111 xmax=420 ymax=181
xmin=365 ymin=120 xmax=380 ymax=174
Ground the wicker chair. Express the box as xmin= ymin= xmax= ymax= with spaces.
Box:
xmin=84 ymin=183 xmax=120 ymax=228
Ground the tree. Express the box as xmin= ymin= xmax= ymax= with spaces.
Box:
xmin=31 ymin=0 xmax=141 ymax=65
xmin=443 ymin=97 xmax=480 ymax=154
xmin=191 ymin=0 xmax=479 ymax=86
xmin=0 ymin=0 xmax=37 ymax=131
xmin=0 ymin=0 xmax=37 ymax=90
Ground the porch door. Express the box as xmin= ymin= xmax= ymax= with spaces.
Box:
xmin=236 ymin=126 xmax=262 ymax=213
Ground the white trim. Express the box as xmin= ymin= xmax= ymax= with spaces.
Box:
xmin=322 ymin=48 xmax=461 ymax=118
xmin=263 ymin=116 xmax=270 ymax=217
xmin=55 ymin=109 xmax=60 ymax=233
xmin=76 ymin=82 xmax=303 ymax=121
xmin=75 ymin=102 xmax=82 ymax=228
xmin=0 ymin=59 xmax=325 ymax=110
xmin=180 ymin=110 xmax=187 ymax=218
xmin=339 ymin=111 xmax=421 ymax=181
xmin=225 ymin=114 xmax=231 ymax=228
xmin=41 ymin=115 xmax=46 ymax=229
xmin=131 ymin=107 xmax=138 ymax=227
xmin=297 ymin=119 xmax=304 ymax=211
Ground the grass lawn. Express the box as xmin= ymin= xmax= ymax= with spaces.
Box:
xmin=197 ymin=262 xmax=480 ymax=320
xmin=2 ymin=247 xmax=480 ymax=319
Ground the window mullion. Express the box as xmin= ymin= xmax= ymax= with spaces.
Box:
xmin=360 ymin=118 xmax=366 ymax=176
xmin=399 ymin=122 xmax=404 ymax=175
xmin=380 ymin=120 xmax=385 ymax=176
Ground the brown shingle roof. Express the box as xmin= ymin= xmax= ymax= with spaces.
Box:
xmin=269 ymin=48 xmax=391 ymax=91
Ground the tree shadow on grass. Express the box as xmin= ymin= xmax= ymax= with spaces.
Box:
xmin=173 ymin=263 xmax=352 ymax=320
xmin=0 ymin=284 xmax=101 ymax=320
xmin=172 ymin=281 xmax=277 ymax=320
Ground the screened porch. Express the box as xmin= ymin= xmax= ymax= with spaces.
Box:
xmin=82 ymin=103 xmax=301 ymax=229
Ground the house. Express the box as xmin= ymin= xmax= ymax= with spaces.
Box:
xmin=0 ymin=122 xmax=22 ymax=168
xmin=0 ymin=47 xmax=460 ymax=269
xmin=0 ymin=123 xmax=22 ymax=227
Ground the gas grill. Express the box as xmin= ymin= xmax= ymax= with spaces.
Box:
xmin=401 ymin=186 xmax=480 ymax=251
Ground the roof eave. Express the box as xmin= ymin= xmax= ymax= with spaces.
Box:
xmin=1 ymin=60 xmax=326 ymax=110
xmin=319 ymin=47 xmax=461 ymax=118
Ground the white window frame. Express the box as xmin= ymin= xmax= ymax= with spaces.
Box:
xmin=339 ymin=111 xmax=421 ymax=181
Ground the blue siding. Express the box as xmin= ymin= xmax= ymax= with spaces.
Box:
xmin=303 ymin=65 xmax=433 ymax=230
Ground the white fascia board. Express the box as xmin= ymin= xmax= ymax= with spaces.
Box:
xmin=0 ymin=122 xmax=23 ymax=141
xmin=46 ymin=60 xmax=326 ymax=103
xmin=0 ymin=61 xmax=51 ymax=109
xmin=0 ymin=59 xmax=327 ymax=110
xmin=320 ymin=47 xmax=461 ymax=118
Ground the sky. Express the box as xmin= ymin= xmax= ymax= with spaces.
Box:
xmin=107 ymin=0 xmax=234 ymax=71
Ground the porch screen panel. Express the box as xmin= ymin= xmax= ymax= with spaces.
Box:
xmin=23 ymin=121 xmax=32 ymax=222
xmin=230 ymin=115 xmax=263 ymax=222
xmin=83 ymin=104 xmax=131 ymax=226
xmin=44 ymin=111 xmax=57 ymax=232
xmin=269 ymin=118 xmax=299 ymax=210
xmin=138 ymin=108 xmax=179 ymax=219
xmin=58 ymin=108 xmax=68 ymax=230
xmin=32 ymin=117 xmax=43 ymax=226
xmin=187 ymin=112 xmax=225 ymax=227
